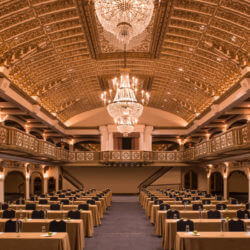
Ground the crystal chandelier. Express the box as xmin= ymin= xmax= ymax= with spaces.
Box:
xmin=94 ymin=0 xmax=154 ymax=45
xmin=101 ymin=53 xmax=150 ymax=136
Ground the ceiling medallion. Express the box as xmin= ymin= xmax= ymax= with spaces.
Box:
xmin=94 ymin=0 xmax=154 ymax=46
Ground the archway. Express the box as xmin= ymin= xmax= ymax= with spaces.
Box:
xmin=210 ymin=172 xmax=223 ymax=195
xmin=228 ymin=170 xmax=248 ymax=202
xmin=30 ymin=171 xmax=43 ymax=195
xmin=48 ymin=177 xmax=56 ymax=193
xmin=4 ymin=171 xmax=25 ymax=202
xmin=184 ymin=170 xmax=198 ymax=190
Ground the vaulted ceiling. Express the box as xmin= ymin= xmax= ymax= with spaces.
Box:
xmin=0 ymin=0 xmax=249 ymax=126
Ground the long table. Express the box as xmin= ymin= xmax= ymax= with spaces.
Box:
xmin=0 ymin=232 xmax=71 ymax=250
xmin=162 ymin=219 xmax=250 ymax=250
xmin=0 ymin=218 xmax=84 ymax=250
xmin=175 ymin=232 xmax=250 ymax=250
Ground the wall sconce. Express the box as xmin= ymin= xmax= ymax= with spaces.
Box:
xmin=0 ymin=173 xmax=4 ymax=180
xmin=42 ymin=133 xmax=47 ymax=141
xmin=26 ymin=173 xmax=30 ymax=179
xmin=206 ymin=133 xmax=210 ymax=140
xmin=43 ymin=173 xmax=48 ymax=179
xmin=0 ymin=110 xmax=7 ymax=123
xmin=25 ymin=124 xmax=30 ymax=133
xmin=69 ymin=139 xmax=74 ymax=145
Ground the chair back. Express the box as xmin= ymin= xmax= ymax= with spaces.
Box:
xmin=177 ymin=219 xmax=194 ymax=232
xmin=159 ymin=204 xmax=170 ymax=211
xmin=49 ymin=220 xmax=66 ymax=232
xmin=78 ymin=204 xmax=89 ymax=210
xmin=31 ymin=210 xmax=44 ymax=219
xmin=192 ymin=204 xmax=203 ymax=210
xmin=237 ymin=210 xmax=249 ymax=219
xmin=228 ymin=219 xmax=244 ymax=232
xmin=50 ymin=197 xmax=58 ymax=201
xmin=26 ymin=203 xmax=36 ymax=210
xmin=1 ymin=203 xmax=8 ymax=210
xmin=3 ymin=210 xmax=15 ymax=219
xmin=5 ymin=220 xmax=17 ymax=232
xmin=61 ymin=199 xmax=69 ymax=205
xmin=59 ymin=194 xmax=65 ymax=198
xmin=207 ymin=210 xmax=221 ymax=219
xmin=16 ymin=200 xmax=25 ymax=205
xmin=182 ymin=200 xmax=191 ymax=205
xmin=50 ymin=204 xmax=61 ymax=211
xmin=216 ymin=203 xmax=227 ymax=210
xmin=68 ymin=210 xmax=80 ymax=219
xmin=87 ymin=200 xmax=95 ymax=205
xmin=39 ymin=199 xmax=48 ymax=205
xmin=166 ymin=210 xmax=180 ymax=219
xmin=202 ymin=199 xmax=211 ymax=205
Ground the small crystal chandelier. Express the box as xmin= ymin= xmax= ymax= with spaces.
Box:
xmin=101 ymin=51 xmax=150 ymax=136
xmin=94 ymin=0 xmax=154 ymax=45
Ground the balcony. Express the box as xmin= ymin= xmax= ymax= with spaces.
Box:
xmin=0 ymin=122 xmax=249 ymax=165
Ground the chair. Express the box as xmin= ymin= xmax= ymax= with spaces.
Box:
xmin=61 ymin=199 xmax=69 ymax=205
xmin=246 ymin=203 xmax=249 ymax=210
xmin=87 ymin=200 xmax=95 ymax=205
xmin=216 ymin=203 xmax=227 ymax=210
xmin=81 ymin=193 xmax=86 ymax=196
xmin=71 ymin=192 xmax=76 ymax=194
xmin=177 ymin=219 xmax=194 ymax=232
xmin=49 ymin=220 xmax=66 ymax=232
xmin=216 ymin=196 xmax=222 ymax=201
xmin=16 ymin=200 xmax=25 ymax=205
xmin=69 ymin=197 xmax=76 ymax=201
xmin=49 ymin=193 xmax=54 ymax=196
xmin=65 ymin=193 xmax=71 ymax=196
xmin=193 ymin=204 xmax=203 ymax=210
xmin=237 ymin=210 xmax=249 ymax=219
xmin=230 ymin=198 xmax=237 ymax=204
xmin=30 ymin=197 xmax=35 ymax=201
xmin=39 ymin=199 xmax=48 ymax=205
xmin=68 ymin=210 xmax=80 ymax=219
xmin=159 ymin=204 xmax=170 ymax=211
xmin=205 ymin=194 xmax=211 ymax=198
xmin=50 ymin=204 xmax=60 ymax=211
xmin=40 ymin=194 xmax=46 ymax=198
xmin=4 ymin=220 xmax=17 ymax=232
xmin=3 ymin=210 xmax=15 ymax=219
xmin=207 ymin=210 xmax=221 ymax=219
xmin=192 ymin=197 xmax=200 ymax=201
xmin=228 ymin=219 xmax=244 ymax=232
xmin=59 ymin=194 xmax=65 ymax=198
xmin=1 ymin=203 xmax=8 ymax=210
xmin=78 ymin=204 xmax=89 ymax=210
xmin=154 ymin=200 xmax=163 ymax=205
xmin=202 ymin=199 xmax=211 ymax=205
xmin=50 ymin=197 xmax=58 ymax=201
xmin=25 ymin=203 xmax=36 ymax=210
xmin=166 ymin=210 xmax=180 ymax=219
xmin=176 ymin=197 xmax=182 ymax=201
xmin=31 ymin=210 xmax=44 ymax=219
xmin=182 ymin=200 xmax=191 ymax=205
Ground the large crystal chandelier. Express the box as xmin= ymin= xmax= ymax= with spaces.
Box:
xmin=94 ymin=0 xmax=154 ymax=45
xmin=101 ymin=52 xmax=150 ymax=136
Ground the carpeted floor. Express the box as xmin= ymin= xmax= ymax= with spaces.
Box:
xmin=85 ymin=195 xmax=162 ymax=250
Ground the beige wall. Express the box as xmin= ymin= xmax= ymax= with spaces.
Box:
xmin=152 ymin=167 xmax=181 ymax=185
xmin=228 ymin=172 xmax=248 ymax=193
xmin=5 ymin=172 xmax=25 ymax=194
xmin=62 ymin=166 xmax=162 ymax=193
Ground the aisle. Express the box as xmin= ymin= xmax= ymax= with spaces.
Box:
xmin=85 ymin=195 xmax=162 ymax=250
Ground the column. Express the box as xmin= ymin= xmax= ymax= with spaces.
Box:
xmin=248 ymin=175 xmax=250 ymax=203
xmin=144 ymin=126 xmax=153 ymax=151
xmin=223 ymin=177 xmax=228 ymax=200
xmin=25 ymin=176 xmax=30 ymax=200
xmin=207 ymin=176 xmax=211 ymax=194
xmin=43 ymin=177 xmax=48 ymax=194
xmin=108 ymin=132 xmax=114 ymax=151
xmin=139 ymin=132 xmax=144 ymax=151
xmin=0 ymin=174 xmax=4 ymax=203
xmin=99 ymin=126 xmax=109 ymax=151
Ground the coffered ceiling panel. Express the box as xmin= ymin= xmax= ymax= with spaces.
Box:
xmin=0 ymin=0 xmax=249 ymax=125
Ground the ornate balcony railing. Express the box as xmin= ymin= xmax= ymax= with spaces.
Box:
xmin=0 ymin=122 xmax=249 ymax=164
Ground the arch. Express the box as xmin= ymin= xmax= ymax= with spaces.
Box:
xmin=30 ymin=171 xmax=43 ymax=195
xmin=29 ymin=130 xmax=43 ymax=139
xmin=46 ymin=137 xmax=55 ymax=144
xmin=184 ymin=170 xmax=198 ymax=190
xmin=4 ymin=171 xmax=25 ymax=201
xmin=4 ymin=119 xmax=25 ymax=131
xmin=74 ymin=141 xmax=100 ymax=151
xmin=152 ymin=140 xmax=180 ymax=151
xmin=59 ymin=175 xmax=63 ymax=190
xmin=210 ymin=172 xmax=223 ymax=196
xmin=48 ymin=177 xmax=56 ymax=193
xmin=210 ymin=130 xmax=223 ymax=139
xmin=228 ymin=170 xmax=248 ymax=202
xmin=56 ymin=142 xmax=69 ymax=150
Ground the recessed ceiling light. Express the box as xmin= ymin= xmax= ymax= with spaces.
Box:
xmin=178 ymin=67 xmax=183 ymax=72
xmin=15 ymin=36 xmax=19 ymax=40
xmin=216 ymin=57 xmax=221 ymax=62
xmin=195 ymin=113 xmax=200 ymax=117
xmin=189 ymin=47 xmax=193 ymax=51
xmin=167 ymin=92 xmax=171 ymax=95
xmin=231 ymin=36 xmax=236 ymax=42
xmin=200 ymin=25 xmax=205 ymax=30
xmin=164 ymin=99 xmax=167 ymax=102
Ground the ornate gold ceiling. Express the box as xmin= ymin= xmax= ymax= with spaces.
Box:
xmin=0 ymin=0 xmax=248 ymax=125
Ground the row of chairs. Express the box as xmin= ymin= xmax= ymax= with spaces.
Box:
xmin=163 ymin=209 xmax=249 ymax=219
xmin=176 ymin=219 xmax=246 ymax=232
xmin=4 ymin=219 xmax=67 ymax=232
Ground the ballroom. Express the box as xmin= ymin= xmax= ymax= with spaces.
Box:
xmin=0 ymin=0 xmax=249 ymax=249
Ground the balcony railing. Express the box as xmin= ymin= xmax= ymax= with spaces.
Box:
xmin=0 ymin=122 xmax=249 ymax=163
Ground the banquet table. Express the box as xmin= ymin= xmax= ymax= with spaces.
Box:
xmin=6 ymin=203 xmax=101 ymax=226
xmin=0 ymin=232 xmax=70 ymax=250
xmin=154 ymin=209 xmax=239 ymax=236
xmin=162 ymin=219 xmax=250 ymax=250
xmin=0 ymin=218 xmax=84 ymax=250
xmin=0 ymin=210 xmax=94 ymax=237
xmin=175 ymin=232 xmax=250 ymax=250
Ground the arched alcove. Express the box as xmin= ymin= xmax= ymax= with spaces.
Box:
xmin=30 ymin=171 xmax=43 ymax=195
xmin=48 ymin=177 xmax=56 ymax=193
xmin=228 ymin=170 xmax=248 ymax=202
xmin=184 ymin=170 xmax=198 ymax=190
xmin=4 ymin=120 xmax=25 ymax=131
xmin=228 ymin=119 xmax=247 ymax=130
xmin=210 ymin=172 xmax=223 ymax=195
xmin=4 ymin=171 xmax=25 ymax=201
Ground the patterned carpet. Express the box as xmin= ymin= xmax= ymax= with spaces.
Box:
xmin=85 ymin=195 xmax=162 ymax=250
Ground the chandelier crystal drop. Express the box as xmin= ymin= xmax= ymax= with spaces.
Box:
xmin=101 ymin=69 xmax=150 ymax=136
xmin=94 ymin=0 xmax=154 ymax=45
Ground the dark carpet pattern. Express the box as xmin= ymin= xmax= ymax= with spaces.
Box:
xmin=85 ymin=196 xmax=162 ymax=250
